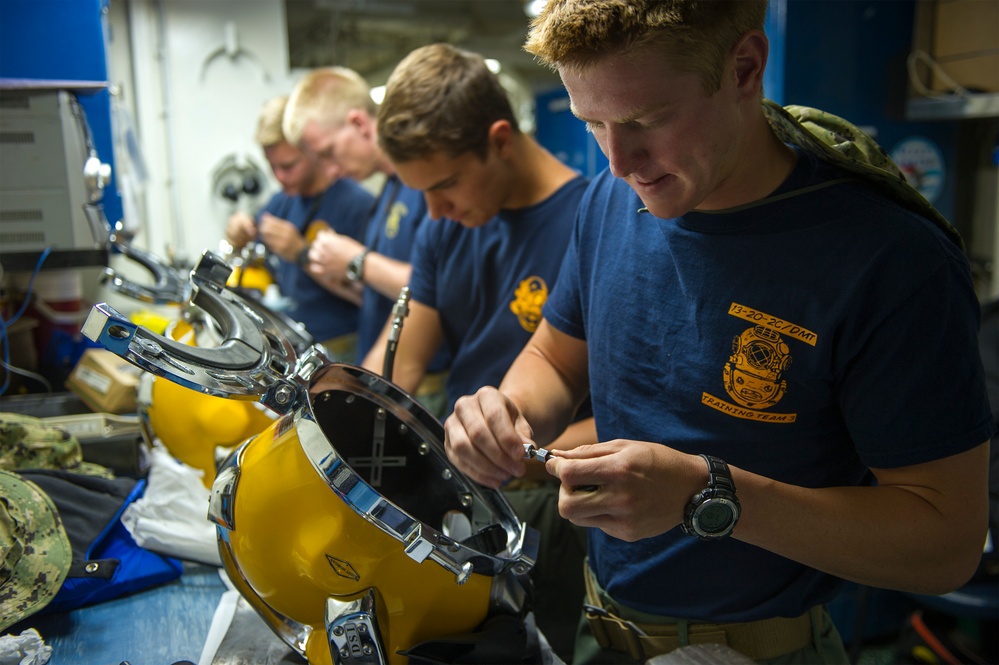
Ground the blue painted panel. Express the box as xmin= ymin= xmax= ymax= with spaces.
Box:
xmin=764 ymin=0 xmax=788 ymax=105
xmin=0 ymin=0 xmax=122 ymax=229
xmin=0 ymin=0 xmax=108 ymax=81
xmin=782 ymin=0 xmax=957 ymax=220
xmin=535 ymin=86 xmax=609 ymax=178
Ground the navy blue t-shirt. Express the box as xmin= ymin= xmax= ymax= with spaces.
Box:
xmin=409 ymin=176 xmax=589 ymax=414
xmin=356 ymin=175 xmax=449 ymax=373
xmin=261 ymin=178 xmax=373 ymax=341
xmin=544 ymin=149 xmax=995 ymax=621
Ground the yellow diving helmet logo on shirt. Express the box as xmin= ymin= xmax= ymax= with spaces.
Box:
xmin=385 ymin=202 xmax=407 ymax=239
xmin=305 ymin=219 xmax=332 ymax=243
xmin=509 ymin=276 xmax=548 ymax=333
xmin=723 ymin=325 xmax=792 ymax=409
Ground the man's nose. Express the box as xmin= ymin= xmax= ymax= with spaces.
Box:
xmin=602 ymin=126 xmax=644 ymax=179
xmin=320 ymin=158 xmax=342 ymax=180
xmin=275 ymin=171 xmax=295 ymax=192
xmin=424 ymin=191 xmax=451 ymax=220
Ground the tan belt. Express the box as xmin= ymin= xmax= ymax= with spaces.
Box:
xmin=320 ymin=333 xmax=358 ymax=361
xmin=415 ymin=370 xmax=448 ymax=397
xmin=584 ymin=564 xmax=815 ymax=661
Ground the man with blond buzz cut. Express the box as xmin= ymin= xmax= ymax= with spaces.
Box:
xmin=224 ymin=94 xmax=372 ymax=360
xmin=283 ymin=67 xmax=450 ymax=414
xmin=442 ymin=1 xmax=995 ymax=663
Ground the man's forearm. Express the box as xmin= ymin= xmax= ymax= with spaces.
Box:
xmin=500 ymin=338 xmax=587 ymax=448
xmin=360 ymin=253 xmax=412 ymax=301
xmin=732 ymin=441 xmax=990 ymax=594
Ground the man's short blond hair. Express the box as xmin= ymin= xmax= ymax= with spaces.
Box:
xmin=525 ymin=0 xmax=768 ymax=94
xmin=255 ymin=95 xmax=288 ymax=148
xmin=283 ymin=67 xmax=375 ymax=145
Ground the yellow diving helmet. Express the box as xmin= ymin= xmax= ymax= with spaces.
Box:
xmin=83 ymin=251 xmax=539 ymax=664
xmin=210 ymin=362 xmax=537 ymax=664
xmin=140 ymin=313 xmax=276 ymax=488
xmin=99 ymin=239 xmax=274 ymax=488
xmin=225 ymin=242 xmax=274 ymax=296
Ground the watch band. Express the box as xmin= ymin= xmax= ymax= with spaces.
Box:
xmin=682 ymin=454 xmax=740 ymax=540
xmin=346 ymin=249 xmax=370 ymax=283
xmin=296 ymin=244 xmax=311 ymax=268
xmin=703 ymin=454 xmax=736 ymax=495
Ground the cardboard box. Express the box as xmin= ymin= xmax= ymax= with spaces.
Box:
xmin=66 ymin=348 xmax=142 ymax=414
xmin=914 ymin=0 xmax=999 ymax=94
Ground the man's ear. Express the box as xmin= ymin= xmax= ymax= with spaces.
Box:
xmin=347 ymin=108 xmax=373 ymax=138
xmin=731 ymin=29 xmax=768 ymax=100
xmin=488 ymin=119 xmax=515 ymax=156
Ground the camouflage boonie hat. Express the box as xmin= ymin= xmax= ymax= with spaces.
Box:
xmin=0 ymin=413 xmax=113 ymax=478
xmin=762 ymin=99 xmax=964 ymax=252
xmin=0 ymin=469 xmax=72 ymax=631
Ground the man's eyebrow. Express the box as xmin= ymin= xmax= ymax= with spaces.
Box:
xmin=569 ymin=101 xmax=660 ymax=125
xmin=425 ymin=174 xmax=457 ymax=191
xmin=567 ymin=100 xmax=592 ymax=123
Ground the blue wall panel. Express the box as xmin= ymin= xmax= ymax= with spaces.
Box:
xmin=782 ymin=0 xmax=957 ymax=219
xmin=534 ymin=87 xmax=608 ymax=179
xmin=764 ymin=0 xmax=787 ymax=105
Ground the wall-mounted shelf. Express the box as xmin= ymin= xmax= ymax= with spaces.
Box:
xmin=906 ymin=93 xmax=999 ymax=121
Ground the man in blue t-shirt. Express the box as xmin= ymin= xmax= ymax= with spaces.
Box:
xmin=282 ymin=66 xmax=451 ymax=417
xmin=225 ymin=95 xmax=373 ymax=360
xmin=443 ymin=2 xmax=995 ymax=665
xmin=360 ymin=43 xmax=596 ymax=660
xmin=361 ymin=44 xmax=592 ymax=427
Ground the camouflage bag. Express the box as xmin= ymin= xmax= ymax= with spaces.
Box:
xmin=762 ymin=99 xmax=964 ymax=251
xmin=0 ymin=413 xmax=113 ymax=478
xmin=0 ymin=469 xmax=72 ymax=631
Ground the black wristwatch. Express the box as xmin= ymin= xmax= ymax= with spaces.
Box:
xmin=346 ymin=249 xmax=369 ymax=283
xmin=682 ymin=455 xmax=740 ymax=540
xmin=296 ymin=244 xmax=311 ymax=268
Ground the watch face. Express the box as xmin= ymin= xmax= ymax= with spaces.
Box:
xmin=697 ymin=499 xmax=735 ymax=534
xmin=346 ymin=255 xmax=363 ymax=282
xmin=348 ymin=250 xmax=371 ymax=283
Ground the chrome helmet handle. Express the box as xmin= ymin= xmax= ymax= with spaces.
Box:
xmin=82 ymin=250 xmax=304 ymax=413
xmin=101 ymin=227 xmax=191 ymax=305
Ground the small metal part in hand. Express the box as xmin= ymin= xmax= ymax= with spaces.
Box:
xmin=523 ymin=444 xmax=598 ymax=491
xmin=522 ymin=443 xmax=555 ymax=463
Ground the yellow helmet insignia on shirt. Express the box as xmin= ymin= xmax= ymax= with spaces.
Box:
xmin=385 ymin=202 xmax=407 ymax=240
xmin=723 ymin=325 xmax=792 ymax=409
xmin=509 ymin=276 xmax=548 ymax=333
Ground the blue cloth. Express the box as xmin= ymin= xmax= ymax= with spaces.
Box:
xmin=260 ymin=178 xmax=373 ymax=341
xmin=543 ymin=149 xmax=996 ymax=622
xmin=18 ymin=472 xmax=184 ymax=616
xmin=356 ymin=176 xmax=449 ymax=374
xmin=409 ymin=176 xmax=589 ymax=414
